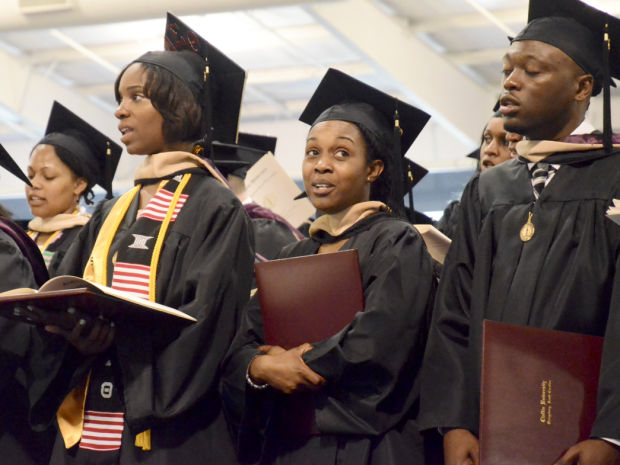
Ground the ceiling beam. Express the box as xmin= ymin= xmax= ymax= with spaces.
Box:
xmin=28 ymin=41 xmax=147 ymax=66
xmin=0 ymin=48 xmax=136 ymax=188
xmin=447 ymin=48 xmax=506 ymax=66
xmin=0 ymin=0 xmax=337 ymax=31
xmin=410 ymin=8 xmax=526 ymax=33
xmin=409 ymin=5 xmax=620 ymax=34
xmin=311 ymin=0 xmax=495 ymax=145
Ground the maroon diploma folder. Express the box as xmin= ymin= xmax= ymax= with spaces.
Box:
xmin=255 ymin=249 xmax=364 ymax=349
xmin=479 ymin=320 xmax=609 ymax=465
xmin=254 ymin=249 xmax=365 ymax=435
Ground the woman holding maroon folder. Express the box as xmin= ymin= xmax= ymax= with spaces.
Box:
xmin=221 ymin=68 xmax=438 ymax=465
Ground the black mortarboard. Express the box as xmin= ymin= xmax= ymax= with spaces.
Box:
xmin=513 ymin=0 xmax=620 ymax=151
xmin=466 ymin=148 xmax=480 ymax=161
xmin=0 ymin=143 xmax=30 ymax=186
xmin=403 ymin=158 xmax=428 ymax=191
xmin=402 ymin=158 xmax=428 ymax=222
xmin=38 ymin=101 xmax=121 ymax=198
xmin=132 ymin=13 xmax=246 ymax=149
xmin=211 ymin=132 xmax=277 ymax=179
xmin=210 ymin=141 xmax=264 ymax=179
xmin=237 ymin=132 xmax=277 ymax=155
xmin=299 ymin=68 xmax=430 ymax=214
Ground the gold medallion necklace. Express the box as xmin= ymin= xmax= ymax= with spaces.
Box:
xmin=520 ymin=211 xmax=535 ymax=242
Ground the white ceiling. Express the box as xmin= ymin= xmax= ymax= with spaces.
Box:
xmin=0 ymin=0 xmax=618 ymax=195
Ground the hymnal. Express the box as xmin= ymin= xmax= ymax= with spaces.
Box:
xmin=0 ymin=275 xmax=196 ymax=330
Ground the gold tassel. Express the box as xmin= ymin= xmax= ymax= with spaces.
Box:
xmin=135 ymin=429 xmax=151 ymax=451
xmin=106 ymin=141 xmax=111 ymax=156
xmin=394 ymin=110 xmax=404 ymax=136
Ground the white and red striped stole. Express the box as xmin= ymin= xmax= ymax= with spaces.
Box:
xmin=138 ymin=188 xmax=188 ymax=223
xmin=110 ymin=262 xmax=150 ymax=299
xmin=79 ymin=410 xmax=124 ymax=451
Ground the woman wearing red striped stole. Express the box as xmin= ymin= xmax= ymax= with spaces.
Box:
xmin=28 ymin=14 xmax=254 ymax=465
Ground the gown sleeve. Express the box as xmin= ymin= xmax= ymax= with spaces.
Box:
xmin=418 ymin=176 xmax=482 ymax=433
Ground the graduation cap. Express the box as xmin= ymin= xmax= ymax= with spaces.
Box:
xmin=0 ymin=143 xmax=31 ymax=186
xmin=402 ymin=158 xmax=428 ymax=221
xmin=133 ymin=12 xmax=246 ymax=149
xmin=466 ymin=148 xmax=480 ymax=161
xmin=237 ymin=132 xmax=277 ymax=155
xmin=403 ymin=158 xmax=428 ymax=191
xmin=210 ymin=132 xmax=277 ymax=178
xmin=299 ymin=68 xmax=430 ymax=215
xmin=38 ymin=101 xmax=121 ymax=198
xmin=512 ymin=0 xmax=620 ymax=152
xmin=210 ymin=142 xmax=264 ymax=179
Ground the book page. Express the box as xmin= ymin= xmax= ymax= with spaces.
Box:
xmin=245 ymin=153 xmax=315 ymax=228
xmin=0 ymin=288 xmax=37 ymax=297
xmin=40 ymin=275 xmax=99 ymax=293
xmin=40 ymin=276 xmax=196 ymax=321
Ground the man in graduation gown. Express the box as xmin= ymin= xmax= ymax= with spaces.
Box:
xmin=419 ymin=1 xmax=620 ymax=464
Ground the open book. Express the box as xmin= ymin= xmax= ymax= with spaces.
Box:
xmin=0 ymin=275 xmax=196 ymax=330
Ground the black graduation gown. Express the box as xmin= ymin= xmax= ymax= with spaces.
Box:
xmin=435 ymin=200 xmax=461 ymax=240
xmin=28 ymin=170 xmax=255 ymax=464
xmin=419 ymin=149 xmax=620 ymax=441
xmin=250 ymin=218 xmax=297 ymax=261
xmin=244 ymin=202 xmax=299 ymax=261
xmin=221 ymin=212 xmax=438 ymax=465
xmin=0 ymin=230 xmax=54 ymax=465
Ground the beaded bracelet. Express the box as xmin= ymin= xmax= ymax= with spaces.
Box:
xmin=246 ymin=355 xmax=269 ymax=390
